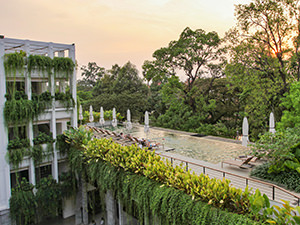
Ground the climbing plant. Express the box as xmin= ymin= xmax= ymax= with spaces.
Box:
xmin=27 ymin=55 xmax=52 ymax=75
xmin=52 ymin=57 xmax=75 ymax=80
xmin=4 ymin=91 xmax=52 ymax=125
xmin=4 ymin=51 xmax=26 ymax=77
xmin=55 ymin=91 xmax=74 ymax=109
xmin=9 ymin=178 xmax=36 ymax=225
xmin=7 ymin=137 xmax=30 ymax=168
xmin=32 ymin=132 xmax=54 ymax=166
xmin=62 ymin=126 xmax=300 ymax=224
xmin=10 ymin=175 xmax=70 ymax=225
xmin=62 ymin=126 xmax=267 ymax=223
xmin=35 ymin=176 xmax=62 ymax=221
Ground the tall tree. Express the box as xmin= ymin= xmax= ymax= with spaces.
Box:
xmin=86 ymin=62 xmax=149 ymax=121
xmin=80 ymin=62 xmax=105 ymax=88
xmin=225 ymin=0 xmax=300 ymax=138
xmin=143 ymin=27 xmax=225 ymax=111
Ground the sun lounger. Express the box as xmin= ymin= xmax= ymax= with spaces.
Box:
xmin=237 ymin=155 xmax=259 ymax=163
xmin=221 ymin=156 xmax=255 ymax=169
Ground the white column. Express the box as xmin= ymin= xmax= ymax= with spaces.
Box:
xmin=24 ymin=40 xmax=36 ymax=186
xmin=61 ymin=121 xmax=68 ymax=133
xmin=0 ymin=39 xmax=11 ymax=210
xmin=48 ymin=43 xmax=58 ymax=181
xmin=69 ymin=45 xmax=77 ymax=128
xmin=118 ymin=199 xmax=125 ymax=225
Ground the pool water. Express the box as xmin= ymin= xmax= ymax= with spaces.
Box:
xmin=113 ymin=126 xmax=248 ymax=164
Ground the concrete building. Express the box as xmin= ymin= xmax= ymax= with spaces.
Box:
xmin=0 ymin=37 xmax=77 ymax=224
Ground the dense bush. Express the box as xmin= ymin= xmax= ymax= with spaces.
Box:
xmin=251 ymin=162 xmax=300 ymax=193
xmin=10 ymin=174 xmax=76 ymax=225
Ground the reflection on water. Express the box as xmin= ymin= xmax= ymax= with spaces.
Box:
xmin=112 ymin=126 xmax=248 ymax=164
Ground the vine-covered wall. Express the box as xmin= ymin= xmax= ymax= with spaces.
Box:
xmin=62 ymin=126 xmax=266 ymax=224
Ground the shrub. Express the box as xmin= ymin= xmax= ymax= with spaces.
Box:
xmin=251 ymin=162 xmax=300 ymax=193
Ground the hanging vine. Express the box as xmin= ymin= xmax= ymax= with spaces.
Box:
xmin=27 ymin=54 xmax=52 ymax=75
xmin=52 ymin=57 xmax=75 ymax=80
xmin=4 ymin=51 xmax=26 ymax=77
xmin=9 ymin=178 xmax=36 ymax=225
xmin=7 ymin=137 xmax=30 ymax=168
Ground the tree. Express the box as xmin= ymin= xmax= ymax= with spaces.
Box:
xmin=278 ymin=81 xmax=300 ymax=129
xmin=143 ymin=27 xmax=225 ymax=111
xmin=85 ymin=62 xmax=149 ymax=121
xmin=80 ymin=62 xmax=105 ymax=88
xmin=225 ymin=0 xmax=300 ymax=138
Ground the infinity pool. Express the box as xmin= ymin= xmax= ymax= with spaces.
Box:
xmin=114 ymin=126 xmax=248 ymax=164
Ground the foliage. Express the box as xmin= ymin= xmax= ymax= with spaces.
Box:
xmin=4 ymin=51 xmax=26 ymax=76
xmin=78 ymin=62 xmax=149 ymax=121
xmin=80 ymin=62 xmax=105 ymax=87
xmin=56 ymin=134 xmax=70 ymax=155
xmin=33 ymin=132 xmax=54 ymax=145
xmin=251 ymin=128 xmax=300 ymax=174
xmin=4 ymin=91 xmax=52 ymax=125
xmin=9 ymin=174 xmax=75 ymax=225
xmin=9 ymin=178 xmax=36 ymax=225
xmin=7 ymin=138 xmax=30 ymax=168
xmin=4 ymin=52 xmax=74 ymax=80
xmin=7 ymin=137 xmax=30 ymax=150
xmin=224 ymin=0 xmax=300 ymax=139
xmin=35 ymin=176 xmax=62 ymax=220
xmin=251 ymin=162 xmax=300 ymax=193
xmin=265 ymin=200 xmax=300 ymax=225
xmin=5 ymin=90 xmax=28 ymax=101
xmin=63 ymin=126 xmax=268 ymax=222
xmin=52 ymin=57 xmax=75 ymax=79
xmin=278 ymin=81 xmax=300 ymax=129
xmin=27 ymin=54 xmax=52 ymax=74
xmin=59 ymin=171 xmax=77 ymax=199
xmin=55 ymin=91 xmax=74 ymax=108
xmin=91 ymin=160 xmax=261 ymax=225
xmin=143 ymin=27 xmax=225 ymax=111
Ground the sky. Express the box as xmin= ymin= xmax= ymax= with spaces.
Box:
xmin=0 ymin=0 xmax=251 ymax=78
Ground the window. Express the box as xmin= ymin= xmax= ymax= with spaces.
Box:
xmin=10 ymin=170 xmax=29 ymax=189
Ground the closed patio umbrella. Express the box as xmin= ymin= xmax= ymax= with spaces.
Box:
xmin=144 ymin=111 xmax=149 ymax=134
xmin=79 ymin=105 xmax=83 ymax=121
xmin=269 ymin=112 xmax=276 ymax=134
xmin=112 ymin=108 xmax=117 ymax=127
xmin=126 ymin=109 xmax=132 ymax=130
xmin=89 ymin=105 xmax=94 ymax=123
xmin=99 ymin=106 xmax=105 ymax=126
xmin=242 ymin=117 xmax=248 ymax=147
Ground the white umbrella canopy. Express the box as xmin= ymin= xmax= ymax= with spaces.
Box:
xmin=112 ymin=108 xmax=118 ymax=127
xmin=79 ymin=105 xmax=83 ymax=121
xmin=126 ymin=109 xmax=132 ymax=130
xmin=99 ymin=106 xmax=105 ymax=126
xmin=144 ymin=111 xmax=150 ymax=133
xmin=269 ymin=112 xmax=276 ymax=134
xmin=242 ymin=116 xmax=248 ymax=147
xmin=89 ymin=105 xmax=94 ymax=122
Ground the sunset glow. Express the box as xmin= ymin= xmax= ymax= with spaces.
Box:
xmin=0 ymin=0 xmax=251 ymax=76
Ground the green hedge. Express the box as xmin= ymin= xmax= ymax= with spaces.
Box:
xmin=251 ymin=162 xmax=300 ymax=193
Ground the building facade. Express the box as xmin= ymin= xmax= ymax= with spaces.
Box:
xmin=0 ymin=37 xmax=77 ymax=224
